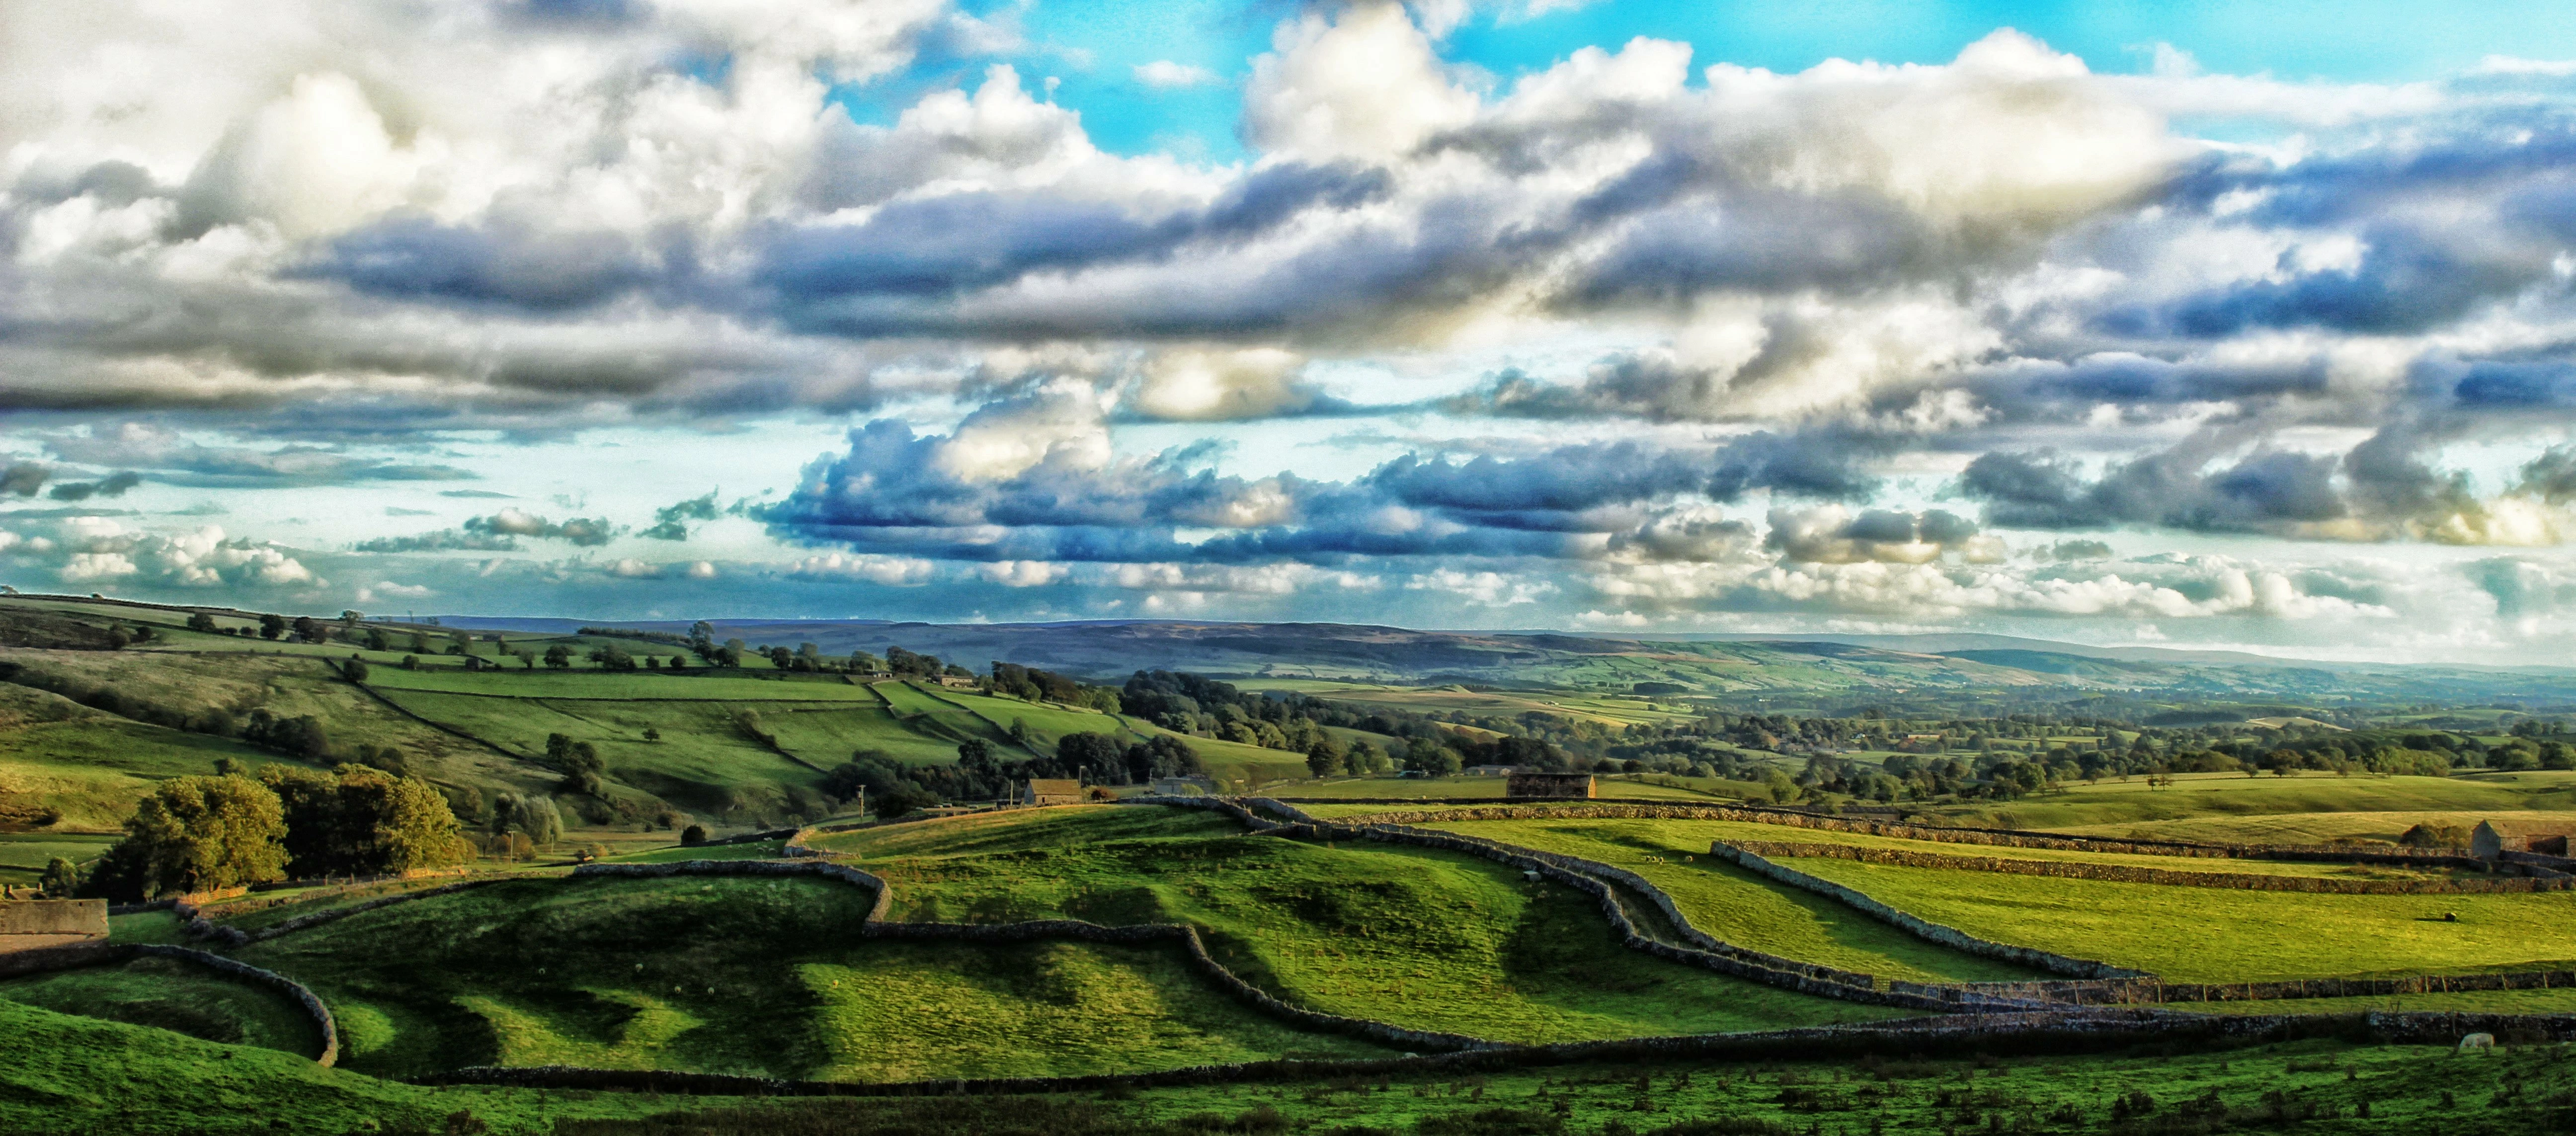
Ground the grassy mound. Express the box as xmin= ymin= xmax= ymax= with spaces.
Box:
xmin=232 ymin=871 xmax=1391 ymax=1080
xmin=844 ymin=808 xmax=1913 ymax=1041
xmin=0 ymin=955 xmax=322 ymax=1055
xmin=1422 ymin=817 xmax=2049 ymax=983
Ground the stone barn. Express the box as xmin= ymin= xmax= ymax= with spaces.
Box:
xmin=0 ymin=899 xmax=107 ymax=956
xmin=1016 ymin=779 xmax=1084 ymax=807
xmin=1506 ymin=772 xmax=1596 ymax=800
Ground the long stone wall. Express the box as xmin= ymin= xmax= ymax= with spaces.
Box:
xmin=408 ymin=1007 xmax=2576 ymax=1099
xmin=0 ymin=898 xmax=107 ymax=937
xmin=1727 ymin=840 xmax=2569 ymax=895
xmin=1704 ymin=842 xmax=2149 ymax=980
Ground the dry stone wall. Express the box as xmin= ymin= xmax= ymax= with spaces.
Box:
xmin=1704 ymin=842 xmax=2148 ymax=980
xmin=408 ymin=1007 xmax=2576 ymax=1098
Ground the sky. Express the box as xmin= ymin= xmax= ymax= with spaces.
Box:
xmin=10 ymin=1 xmax=2576 ymax=661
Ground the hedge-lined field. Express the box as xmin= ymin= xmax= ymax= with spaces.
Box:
xmin=1419 ymin=817 xmax=2047 ymax=984
xmin=1778 ymin=856 xmax=2576 ymax=982
xmin=851 ymin=808 xmax=1909 ymax=1041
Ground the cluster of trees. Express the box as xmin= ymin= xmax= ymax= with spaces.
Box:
xmin=74 ymin=762 xmax=470 ymax=900
xmin=986 ymin=662 xmax=1123 ymax=712
xmin=820 ymin=733 xmax=1206 ymax=817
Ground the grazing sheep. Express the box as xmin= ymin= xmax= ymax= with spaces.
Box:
xmin=2460 ymin=1033 xmax=2496 ymax=1053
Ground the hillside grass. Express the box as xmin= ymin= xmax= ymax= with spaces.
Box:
xmin=1488 ymin=815 xmax=2474 ymax=882
xmin=1778 ymin=855 xmax=2576 ymax=982
xmin=1422 ymin=817 xmax=2049 ymax=984
xmin=761 ymin=704 xmax=962 ymax=764
xmin=0 ymin=830 xmax=117 ymax=888
xmin=0 ymin=649 xmax=552 ymax=819
xmin=810 ymin=804 xmax=1238 ymax=859
xmin=0 ymin=997 xmax=684 ymax=1135
xmin=1270 ymin=776 xmax=1742 ymax=804
xmin=0 ymin=982 xmax=2551 ymax=1136
xmin=846 ymin=807 xmax=1910 ymax=1041
xmin=0 ymin=956 xmax=321 ymax=1056
xmin=2059 ymin=808 xmax=2576 ymax=846
xmin=230 ymin=871 xmax=1388 ymax=1081
xmin=804 ymin=939 xmax=1391 ymax=1082
xmin=363 ymin=668 xmax=875 ymax=701
xmin=1927 ymin=770 xmax=2576 ymax=833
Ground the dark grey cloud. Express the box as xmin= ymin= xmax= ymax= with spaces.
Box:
xmin=357 ymin=508 xmax=617 ymax=553
xmin=760 ymin=410 xmax=1882 ymax=566
xmin=0 ymin=464 xmax=48 ymax=497
xmin=47 ymin=472 xmax=142 ymax=501
xmin=311 ymin=215 xmax=657 ymax=311
xmin=1958 ymin=423 xmax=2491 ymax=538
xmin=1765 ymin=506 xmax=1982 ymax=563
xmin=41 ymin=431 xmax=474 ymax=489
xmin=642 ymin=491 xmax=721 ymax=540
xmin=352 ymin=529 xmax=521 ymax=553
xmin=464 ymin=509 xmax=618 ymax=547
xmin=757 ymin=163 xmax=1394 ymax=317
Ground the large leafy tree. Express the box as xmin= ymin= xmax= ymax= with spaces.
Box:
xmin=261 ymin=764 xmax=472 ymax=878
xmin=93 ymin=775 xmax=289 ymax=898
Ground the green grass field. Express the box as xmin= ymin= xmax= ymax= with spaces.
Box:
xmin=1422 ymin=817 xmax=2049 ymax=983
xmin=228 ymin=868 xmax=1393 ymax=1081
xmin=837 ymin=806 xmax=1909 ymax=1042
xmin=0 ymin=830 xmax=117 ymax=887
xmin=4 ymin=988 xmax=2558 ymax=1136
xmin=0 ymin=956 xmax=322 ymax=1056
xmin=1471 ymin=814 xmax=2471 ymax=882
xmin=2059 ymin=808 xmax=2576 ymax=846
xmin=1926 ymin=771 xmax=2576 ymax=836
xmin=1776 ymin=856 xmax=2576 ymax=982
xmin=362 ymin=668 xmax=875 ymax=701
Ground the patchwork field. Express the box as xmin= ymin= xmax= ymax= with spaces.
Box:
xmin=24 ymin=595 xmax=2576 ymax=1132
xmin=829 ymin=807 xmax=1906 ymax=1042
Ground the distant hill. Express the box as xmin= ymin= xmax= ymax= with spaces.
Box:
xmin=426 ymin=616 xmax=2576 ymax=712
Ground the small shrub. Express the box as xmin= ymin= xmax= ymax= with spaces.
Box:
xmin=681 ymin=824 xmax=707 ymax=846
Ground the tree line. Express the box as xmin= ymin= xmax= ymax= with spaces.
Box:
xmin=66 ymin=759 xmax=471 ymax=901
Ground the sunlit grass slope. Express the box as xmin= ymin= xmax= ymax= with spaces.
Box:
xmin=0 ymin=956 xmax=322 ymax=1057
xmin=1778 ymin=856 xmax=2576 ymax=982
xmin=232 ymin=871 xmax=1390 ymax=1080
xmin=839 ymin=806 xmax=1911 ymax=1041
xmin=1421 ymin=817 xmax=2046 ymax=984
xmin=1928 ymin=771 xmax=2576 ymax=835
